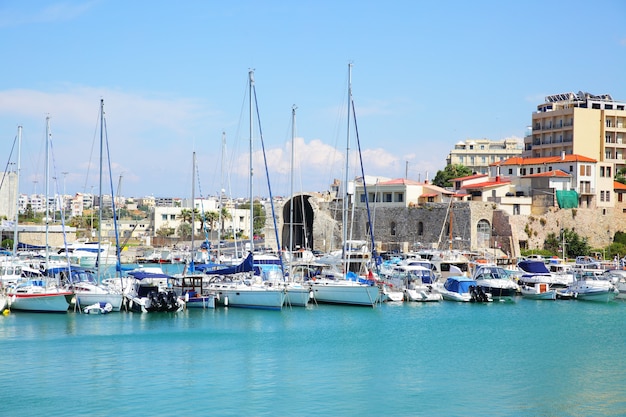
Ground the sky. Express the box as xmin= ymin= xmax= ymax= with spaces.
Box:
xmin=1 ymin=0 xmax=625 ymax=200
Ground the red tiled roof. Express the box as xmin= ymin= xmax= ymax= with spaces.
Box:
xmin=376 ymin=178 xmax=422 ymax=186
xmin=451 ymin=173 xmax=488 ymax=181
xmin=492 ymin=154 xmax=596 ymax=166
xmin=614 ymin=181 xmax=626 ymax=191
xmin=522 ymin=170 xmax=571 ymax=178
xmin=420 ymin=193 xmax=438 ymax=198
xmin=461 ymin=178 xmax=511 ymax=190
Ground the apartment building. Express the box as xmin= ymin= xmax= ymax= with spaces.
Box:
xmin=525 ymin=91 xmax=626 ymax=174
xmin=446 ymin=138 xmax=523 ymax=174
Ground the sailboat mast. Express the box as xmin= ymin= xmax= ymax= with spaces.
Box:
xmin=218 ymin=132 xmax=225 ymax=262
xmin=289 ymin=106 xmax=296 ymax=274
xmin=45 ymin=116 xmax=50 ymax=269
xmin=12 ymin=126 xmax=22 ymax=258
xmin=191 ymin=151 xmax=196 ymax=268
xmin=342 ymin=63 xmax=353 ymax=272
xmin=249 ymin=70 xmax=255 ymax=254
xmin=97 ymin=99 xmax=104 ymax=280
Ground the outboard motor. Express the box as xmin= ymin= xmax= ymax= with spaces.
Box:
xmin=469 ymin=285 xmax=478 ymax=302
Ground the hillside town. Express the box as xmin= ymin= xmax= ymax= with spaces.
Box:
xmin=2 ymin=91 xmax=626 ymax=263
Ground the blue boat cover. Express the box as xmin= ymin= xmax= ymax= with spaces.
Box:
xmin=517 ymin=260 xmax=550 ymax=274
xmin=196 ymin=253 xmax=254 ymax=276
xmin=444 ymin=277 xmax=476 ymax=294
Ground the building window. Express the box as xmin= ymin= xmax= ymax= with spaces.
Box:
xmin=513 ymin=204 xmax=520 ymax=215
xmin=607 ymin=192 xmax=611 ymax=202
xmin=360 ymin=193 xmax=366 ymax=203
xmin=619 ymin=193 xmax=623 ymax=203
xmin=390 ymin=221 xmax=396 ymax=236
xmin=395 ymin=193 xmax=404 ymax=203
xmin=161 ymin=214 xmax=167 ymax=221
xmin=417 ymin=221 xmax=424 ymax=236
xmin=600 ymin=167 xmax=606 ymax=177
xmin=508 ymin=169 xmax=513 ymax=175
xmin=384 ymin=193 xmax=392 ymax=203
xmin=600 ymin=191 xmax=605 ymax=202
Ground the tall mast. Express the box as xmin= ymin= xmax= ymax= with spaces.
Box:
xmin=97 ymin=99 xmax=104 ymax=280
xmin=191 ymin=151 xmax=196 ymax=269
xmin=12 ymin=126 xmax=22 ymax=258
xmin=249 ymin=70 xmax=254 ymax=254
xmin=342 ymin=63 xmax=353 ymax=272
xmin=289 ymin=105 xmax=297 ymax=276
xmin=45 ymin=116 xmax=50 ymax=269
xmin=218 ymin=132 xmax=225 ymax=262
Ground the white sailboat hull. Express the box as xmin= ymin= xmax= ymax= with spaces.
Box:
xmin=284 ymin=286 xmax=311 ymax=307
xmin=310 ymin=280 xmax=380 ymax=307
xmin=9 ymin=291 xmax=72 ymax=313
xmin=212 ymin=285 xmax=286 ymax=310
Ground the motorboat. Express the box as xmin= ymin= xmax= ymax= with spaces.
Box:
xmin=123 ymin=268 xmax=185 ymax=312
xmin=438 ymin=276 xmax=491 ymax=303
xmin=49 ymin=266 xmax=124 ymax=312
xmin=517 ymin=260 xmax=572 ymax=288
xmin=472 ymin=264 xmax=519 ymax=300
xmin=520 ymin=282 xmax=556 ymax=300
xmin=569 ymin=271 xmax=618 ymax=302
xmin=387 ymin=264 xmax=441 ymax=302
xmin=601 ymin=269 xmax=626 ymax=300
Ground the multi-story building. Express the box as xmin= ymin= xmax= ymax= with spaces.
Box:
xmin=446 ymin=138 xmax=523 ymax=174
xmin=525 ymin=91 xmax=626 ymax=174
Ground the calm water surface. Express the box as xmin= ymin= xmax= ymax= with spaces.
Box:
xmin=1 ymin=298 xmax=625 ymax=416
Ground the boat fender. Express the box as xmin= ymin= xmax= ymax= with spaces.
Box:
xmin=224 ymin=296 xmax=229 ymax=306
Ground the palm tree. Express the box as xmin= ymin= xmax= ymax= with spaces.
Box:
xmin=220 ymin=207 xmax=232 ymax=234
xmin=203 ymin=211 xmax=219 ymax=237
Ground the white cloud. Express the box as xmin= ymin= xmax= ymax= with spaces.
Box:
xmin=0 ymin=1 xmax=98 ymax=28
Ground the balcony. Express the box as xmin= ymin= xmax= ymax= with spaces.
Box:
xmin=578 ymin=186 xmax=595 ymax=195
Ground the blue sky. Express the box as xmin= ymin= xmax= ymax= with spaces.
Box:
xmin=1 ymin=0 xmax=625 ymax=200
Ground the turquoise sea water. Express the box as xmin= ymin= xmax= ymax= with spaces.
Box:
xmin=1 ymin=296 xmax=625 ymax=417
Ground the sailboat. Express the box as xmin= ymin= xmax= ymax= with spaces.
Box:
xmin=172 ymin=151 xmax=216 ymax=309
xmin=7 ymin=120 xmax=73 ymax=313
xmin=63 ymin=100 xmax=124 ymax=312
xmin=308 ymin=64 xmax=380 ymax=307
xmin=272 ymin=105 xmax=311 ymax=307
xmin=206 ymin=70 xmax=285 ymax=310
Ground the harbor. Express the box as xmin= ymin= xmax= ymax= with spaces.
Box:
xmin=1 ymin=293 xmax=625 ymax=416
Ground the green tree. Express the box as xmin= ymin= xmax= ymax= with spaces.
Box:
xmin=220 ymin=207 xmax=232 ymax=234
xmin=177 ymin=208 xmax=198 ymax=224
xmin=615 ymin=167 xmax=626 ymax=185
xmin=156 ymin=225 xmax=174 ymax=237
xmin=239 ymin=201 xmax=265 ymax=237
xmin=177 ymin=222 xmax=192 ymax=239
xmin=432 ymin=164 xmax=474 ymax=188
xmin=202 ymin=211 xmax=219 ymax=234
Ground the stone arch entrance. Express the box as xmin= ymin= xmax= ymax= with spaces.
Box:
xmin=281 ymin=194 xmax=315 ymax=250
